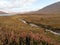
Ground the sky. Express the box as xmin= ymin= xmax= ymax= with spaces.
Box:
xmin=0 ymin=0 xmax=60 ymax=13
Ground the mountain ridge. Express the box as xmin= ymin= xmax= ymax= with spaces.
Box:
xmin=23 ymin=2 xmax=60 ymax=14
xmin=35 ymin=2 xmax=60 ymax=14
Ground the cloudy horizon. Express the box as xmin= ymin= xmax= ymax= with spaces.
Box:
xmin=0 ymin=0 xmax=60 ymax=13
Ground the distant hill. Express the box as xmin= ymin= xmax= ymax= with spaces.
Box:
xmin=23 ymin=2 xmax=60 ymax=14
xmin=0 ymin=11 xmax=7 ymax=14
xmin=35 ymin=2 xmax=60 ymax=14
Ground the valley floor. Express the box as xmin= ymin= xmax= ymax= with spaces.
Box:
xmin=0 ymin=14 xmax=60 ymax=45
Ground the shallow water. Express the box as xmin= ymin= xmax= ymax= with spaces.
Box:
xmin=0 ymin=14 xmax=14 ymax=16
xmin=19 ymin=19 xmax=60 ymax=35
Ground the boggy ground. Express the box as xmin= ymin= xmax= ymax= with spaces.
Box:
xmin=0 ymin=14 xmax=60 ymax=45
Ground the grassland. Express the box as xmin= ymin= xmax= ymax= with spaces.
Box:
xmin=0 ymin=14 xmax=60 ymax=45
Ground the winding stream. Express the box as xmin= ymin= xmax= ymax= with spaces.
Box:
xmin=19 ymin=19 xmax=60 ymax=35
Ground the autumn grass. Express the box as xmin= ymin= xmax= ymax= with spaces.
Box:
xmin=0 ymin=14 xmax=60 ymax=45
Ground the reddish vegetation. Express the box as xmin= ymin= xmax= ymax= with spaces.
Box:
xmin=0 ymin=30 xmax=59 ymax=45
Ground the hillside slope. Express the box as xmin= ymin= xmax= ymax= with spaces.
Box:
xmin=0 ymin=11 xmax=7 ymax=14
xmin=23 ymin=2 xmax=60 ymax=14
xmin=35 ymin=2 xmax=60 ymax=14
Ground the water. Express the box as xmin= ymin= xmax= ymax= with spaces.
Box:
xmin=46 ymin=29 xmax=60 ymax=35
xmin=19 ymin=19 xmax=60 ymax=35
xmin=18 ymin=19 xmax=28 ymax=24
xmin=29 ymin=23 xmax=38 ymax=27
xmin=0 ymin=14 xmax=14 ymax=16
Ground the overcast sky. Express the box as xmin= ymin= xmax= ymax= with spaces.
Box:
xmin=0 ymin=0 xmax=60 ymax=13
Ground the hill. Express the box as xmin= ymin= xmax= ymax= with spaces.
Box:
xmin=23 ymin=2 xmax=60 ymax=14
xmin=0 ymin=11 xmax=7 ymax=14
xmin=35 ymin=2 xmax=60 ymax=14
